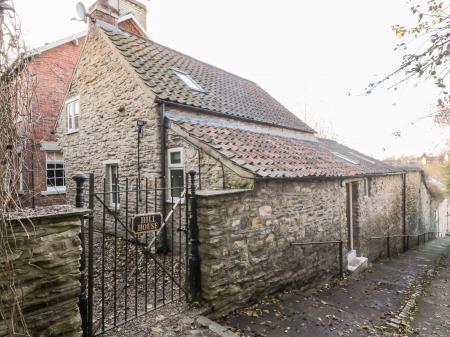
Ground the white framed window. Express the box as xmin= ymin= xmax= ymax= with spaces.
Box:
xmin=66 ymin=97 xmax=80 ymax=133
xmin=168 ymin=147 xmax=185 ymax=200
xmin=106 ymin=163 xmax=120 ymax=208
xmin=363 ymin=178 xmax=370 ymax=198
xmin=172 ymin=69 xmax=206 ymax=93
xmin=45 ymin=151 xmax=66 ymax=194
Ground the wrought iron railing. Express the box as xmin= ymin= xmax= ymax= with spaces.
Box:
xmin=290 ymin=240 xmax=344 ymax=279
xmin=368 ymin=231 xmax=438 ymax=258
xmin=73 ymin=171 xmax=201 ymax=337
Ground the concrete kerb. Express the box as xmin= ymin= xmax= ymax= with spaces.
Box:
xmin=196 ymin=316 xmax=239 ymax=337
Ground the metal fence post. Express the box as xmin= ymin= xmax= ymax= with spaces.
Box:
xmin=72 ymin=172 xmax=88 ymax=337
xmin=386 ymin=236 xmax=390 ymax=258
xmin=188 ymin=170 xmax=201 ymax=302
xmin=87 ymin=173 xmax=94 ymax=337
xmin=338 ymin=241 xmax=344 ymax=279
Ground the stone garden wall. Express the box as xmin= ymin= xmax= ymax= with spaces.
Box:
xmin=0 ymin=207 xmax=86 ymax=337
xmin=197 ymin=173 xmax=438 ymax=315
xmin=197 ymin=179 xmax=347 ymax=315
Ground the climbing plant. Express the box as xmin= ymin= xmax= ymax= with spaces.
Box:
xmin=0 ymin=0 xmax=36 ymax=335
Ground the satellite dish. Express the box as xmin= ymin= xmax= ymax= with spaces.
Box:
xmin=76 ymin=2 xmax=87 ymax=22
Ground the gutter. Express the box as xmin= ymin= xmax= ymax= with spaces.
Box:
xmin=159 ymin=103 xmax=167 ymax=208
xmin=254 ymin=170 xmax=415 ymax=183
xmin=154 ymin=98 xmax=316 ymax=135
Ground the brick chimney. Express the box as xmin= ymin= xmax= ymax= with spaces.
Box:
xmin=118 ymin=0 xmax=147 ymax=31
xmin=89 ymin=0 xmax=148 ymax=33
xmin=89 ymin=0 xmax=119 ymax=26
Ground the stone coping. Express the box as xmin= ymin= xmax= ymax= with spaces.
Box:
xmin=6 ymin=205 xmax=90 ymax=221
xmin=196 ymin=189 xmax=252 ymax=197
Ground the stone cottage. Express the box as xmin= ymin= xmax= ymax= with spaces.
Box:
xmin=55 ymin=2 xmax=441 ymax=314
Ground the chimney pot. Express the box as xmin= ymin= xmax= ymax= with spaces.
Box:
xmin=89 ymin=0 xmax=119 ymax=26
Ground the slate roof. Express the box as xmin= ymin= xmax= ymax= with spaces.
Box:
xmin=169 ymin=118 xmax=403 ymax=179
xmin=103 ymin=29 xmax=314 ymax=133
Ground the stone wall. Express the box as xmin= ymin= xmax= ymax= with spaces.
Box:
xmin=197 ymin=179 xmax=347 ymax=315
xmin=55 ymin=27 xmax=164 ymax=233
xmin=437 ymin=198 xmax=448 ymax=236
xmin=56 ymin=27 xmax=252 ymax=235
xmin=405 ymin=171 xmax=434 ymax=236
xmin=197 ymin=173 xmax=438 ymax=315
xmin=0 ymin=207 xmax=86 ymax=337
xmin=56 ymin=27 xmax=161 ymax=207
xmin=358 ymin=175 xmax=404 ymax=259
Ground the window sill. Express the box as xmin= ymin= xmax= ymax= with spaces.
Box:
xmin=109 ymin=204 xmax=121 ymax=210
xmin=67 ymin=129 xmax=79 ymax=135
xmin=41 ymin=188 xmax=66 ymax=196
xmin=166 ymin=198 xmax=185 ymax=205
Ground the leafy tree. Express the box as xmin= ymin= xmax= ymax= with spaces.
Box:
xmin=367 ymin=0 xmax=450 ymax=123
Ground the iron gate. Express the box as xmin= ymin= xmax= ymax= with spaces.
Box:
xmin=73 ymin=171 xmax=201 ymax=336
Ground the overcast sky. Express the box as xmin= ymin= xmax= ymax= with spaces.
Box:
xmin=13 ymin=0 xmax=450 ymax=159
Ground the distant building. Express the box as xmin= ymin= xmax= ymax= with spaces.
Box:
xmin=420 ymin=153 xmax=449 ymax=166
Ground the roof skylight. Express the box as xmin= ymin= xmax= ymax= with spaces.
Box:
xmin=333 ymin=152 xmax=360 ymax=165
xmin=172 ymin=69 xmax=206 ymax=93
xmin=348 ymin=151 xmax=376 ymax=164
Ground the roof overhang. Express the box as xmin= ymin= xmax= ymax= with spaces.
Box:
xmin=31 ymin=31 xmax=87 ymax=56
xmin=167 ymin=119 xmax=255 ymax=180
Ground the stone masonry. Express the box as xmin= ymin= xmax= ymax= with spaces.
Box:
xmin=0 ymin=207 xmax=86 ymax=337
xmin=56 ymin=27 xmax=254 ymax=233
xmin=197 ymin=173 xmax=437 ymax=316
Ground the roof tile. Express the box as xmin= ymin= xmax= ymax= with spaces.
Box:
xmin=170 ymin=119 xmax=401 ymax=179
xmin=103 ymin=29 xmax=314 ymax=133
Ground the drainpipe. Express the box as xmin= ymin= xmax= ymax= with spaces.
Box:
xmin=159 ymin=103 xmax=168 ymax=252
xmin=137 ymin=119 xmax=147 ymax=202
xmin=30 ymin=142 xmax=36 ymax=208
xmin=402 ymin=173 xmax=407 ymax=251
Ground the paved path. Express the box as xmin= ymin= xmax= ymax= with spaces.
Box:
xmin=412 ymin=245 xmax=450 ymax=336
xmin=221 ymin=237 xmax=450 ymax=337
xmin=103 ymin=301 xmax=220 ymax=337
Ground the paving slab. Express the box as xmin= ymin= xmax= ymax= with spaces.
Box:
xmin=412 ymin=245 xmax=450 ymax=337
xmin=221 ymin=237 xmax=450 ymax=337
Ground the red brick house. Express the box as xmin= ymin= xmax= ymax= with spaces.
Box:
xmin=21 ymin=0 xmax=148 ymax=206
xmin=21 ymin=32 xmax=86 ymax=207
